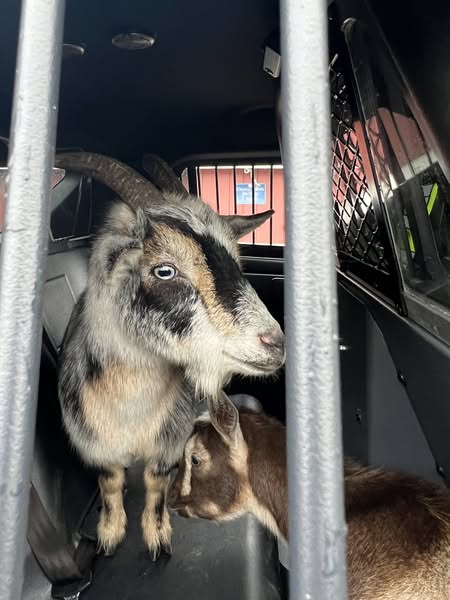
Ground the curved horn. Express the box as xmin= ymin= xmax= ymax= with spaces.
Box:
xmin=142 ymin=154 xmax=190 ymax=198
xmin=55 ymin=152 xmax=164 ymax=211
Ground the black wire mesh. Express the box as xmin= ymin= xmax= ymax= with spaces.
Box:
xmin=330 ymin=54 xmax=389 ymax=272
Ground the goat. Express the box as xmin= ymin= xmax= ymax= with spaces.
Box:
xmin=55 ymin=152 xmax=285 ymax=559
xmin=169 ymin=393 xmax=450 ymax=599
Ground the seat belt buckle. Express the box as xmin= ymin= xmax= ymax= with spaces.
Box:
xmin=51 ymin=571 xmax=92 ymax=600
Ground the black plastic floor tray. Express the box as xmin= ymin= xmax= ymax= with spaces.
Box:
xmin=82 ymin=465 xmax=284 ymax=600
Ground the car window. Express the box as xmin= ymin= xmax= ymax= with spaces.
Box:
xmin=180 ymin=163 xmax=285 ymax=246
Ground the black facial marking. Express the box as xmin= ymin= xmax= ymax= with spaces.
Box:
xmin=149 ymin=216 xmax=244 ymax=315
xmin=197 ymin=235 xmax=242 ymax=315
xmin=134 ymin=281 xmax=196 ymax=336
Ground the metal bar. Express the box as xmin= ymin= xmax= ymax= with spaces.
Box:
xmin=276 ymin=88 xmax=283 ymax=156
xmin=280 ymin=0 xmax=348 ymax=599
xmin=215 ymin=165 xmax=220 ymax=212
xmin=196 ymin=166 xmax=202 ymax=198
xmin=233 ymin=166 xmax=237 ymax=215
xmin=0 ymin=0 xmax=65 ymax=598
xmin=171 ymin=150 xmax=281 ymax=171
xmin=187 ymin=166 xmax=198 ymax=196
xmin=270 ymin=164 xmax=274 ymax=245
xmin=251 ymin=165 xmax=255 ymax=244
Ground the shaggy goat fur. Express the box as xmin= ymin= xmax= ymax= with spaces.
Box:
xmin=56 ymin=153 xmax=285 ymax=558
xmin=170 ymin=396 xmax=450 ymax=599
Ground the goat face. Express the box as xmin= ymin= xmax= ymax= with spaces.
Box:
xmin=168 ymin=418 xmax=245 ymax=521
xmin=169 ymin=394 xmax=249 ymax=521
xmin=91 ymin=196 xmax=285 ymax=395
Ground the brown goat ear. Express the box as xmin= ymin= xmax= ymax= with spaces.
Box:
xmin=222 ymin=210 xmax=274 ymax=240
xmin=208 ymin=392 xmax=241 ymax=444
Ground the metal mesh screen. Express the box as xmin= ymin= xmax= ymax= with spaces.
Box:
xmin=330 ymin=54 xmax=389 ymax=272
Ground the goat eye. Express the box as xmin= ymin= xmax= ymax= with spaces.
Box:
xmin=153 ymin=264 xmax=177 ymax=280
xmin=191 ymin=455 xmax=201 ymax=467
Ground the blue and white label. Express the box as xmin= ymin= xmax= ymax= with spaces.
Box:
xmin=236 ymin=183 xmax=267 ymax=205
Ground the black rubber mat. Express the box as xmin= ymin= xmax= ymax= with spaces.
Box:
xmin=82 ymin=465 xmax=283 ymax=600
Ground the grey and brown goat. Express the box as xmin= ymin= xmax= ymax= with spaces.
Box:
xmin=169 ymin=394 xmax=450 ymax=599
xmin=56 ymin=152 xmax=285 ymax=558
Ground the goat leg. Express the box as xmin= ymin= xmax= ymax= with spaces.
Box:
xmin=97 ymin=466 xmax=127 ymax=555
xmin=142 ymin=465 xmax=172 ymax=561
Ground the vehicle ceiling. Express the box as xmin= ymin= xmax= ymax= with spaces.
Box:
xmin=0 ymin=0 xmax=280 ymax=162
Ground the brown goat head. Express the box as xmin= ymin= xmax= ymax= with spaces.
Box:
xmin=168 ymin=393 xmax=286 ymax=538
xmin=168 ymin=403 xmax=244 ymax=520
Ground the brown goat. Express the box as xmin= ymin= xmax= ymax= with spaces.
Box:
xmin=169 ymin=394 xmax=450 ymax=600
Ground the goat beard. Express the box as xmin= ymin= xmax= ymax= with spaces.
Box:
xmin=184 ymin=362 xmax=232 ymax=401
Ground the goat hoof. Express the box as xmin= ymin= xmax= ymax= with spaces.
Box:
xmin=149 ymin=546 xmax=161 ymax=562
xmin=97 ymin=542 xmax=118 ymax=557
xmin=162 ymin=542 xmax=173 ymax=556
xmin=97 ymin=506 xmax=127 ymax=558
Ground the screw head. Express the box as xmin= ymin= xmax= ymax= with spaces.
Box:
xmin=397 ymin=371 xmax=406 ymax=386
xmin=112 ymin=32 xmax=156 ymax=51
xmin=436 ymin=463 xmax=446 ymax=479
xmin=62 ymin=43 xmax=86 ymax=59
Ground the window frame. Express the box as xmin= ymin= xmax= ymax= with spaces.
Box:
xmin=173 ymin=151 xmax=284 ymax=260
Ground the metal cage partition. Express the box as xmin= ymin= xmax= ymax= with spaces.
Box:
xmin=0 ymin=0 xmax=348 ymax=598
xmin=0 ymin=1 xmax=65 ymax=599
xmin=280 ymin=0 xmax=348 ymax=598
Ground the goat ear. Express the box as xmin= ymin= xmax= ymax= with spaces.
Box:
xmin=222 ymin=210 xmax=274 ymax=240
xmin=208 ymin=391 xmax=241 ymax=445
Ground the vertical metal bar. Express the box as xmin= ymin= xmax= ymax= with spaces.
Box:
xmin=276 ymin=88 xmax=283 ymax=159
xmin=251 ymin=165 xmax=255 ymax=244
xmin=280 ymin=0 xmax=348 ymax=599
xmin=215 ymin=165 xmax=220 ymax=212
xmin=270 ymin=164 xmax=274 ymax=245
xmin=187 ymin=166 xmax=198 ymax=196
xmin=187 ymin=165 xmax=197 ymax=196
xmin=196 ymin=166 xmax=202 ymax=198
xmin=0 ymin=1 xmax=65 ymax=599
xmin=233 ymin=165 xmax=237 ymax=215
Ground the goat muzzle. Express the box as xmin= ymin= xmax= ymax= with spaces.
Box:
xmin=259 ymin=330 xmax=286 ymax=367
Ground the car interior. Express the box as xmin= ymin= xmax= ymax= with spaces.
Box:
xmin=0 ymin=0 xmax=450 ymax=598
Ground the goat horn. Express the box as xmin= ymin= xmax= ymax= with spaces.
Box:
xmin=142 ymin=154 xmax=190 ymax=198
xmin=55 ymin=152 xmax=164 ymax=211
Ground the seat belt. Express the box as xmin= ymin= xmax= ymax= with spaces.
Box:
xmin=27 ymin=484 xmax=96 ymax=599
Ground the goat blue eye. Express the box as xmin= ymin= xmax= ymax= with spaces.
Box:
xmin=153 ymin=265 xmax=177 ymax=280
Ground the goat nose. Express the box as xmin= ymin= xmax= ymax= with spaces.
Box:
xmin=259 ymin=332 xmax=285 ymax=352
